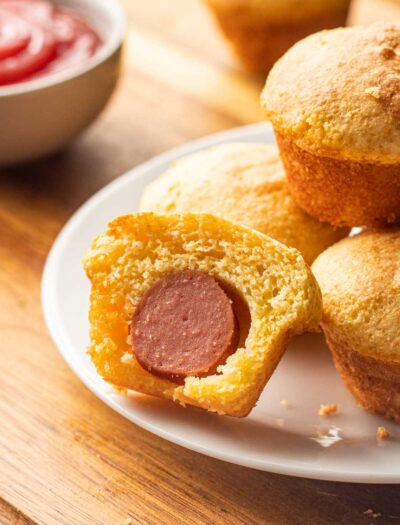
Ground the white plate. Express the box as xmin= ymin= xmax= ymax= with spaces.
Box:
xmin=42 ymin=123 xmax=400 ymax=484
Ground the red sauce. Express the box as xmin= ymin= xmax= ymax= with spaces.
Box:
xmin=0 ymin=0 xmax=102 ymax=86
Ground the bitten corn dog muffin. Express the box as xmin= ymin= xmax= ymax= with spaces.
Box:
xmin=203 ymin=0 xmax=350 ymax=73
xmin=312 ymin=230 xmax=400 ymax=421
xmin=262 ymin=23 xmax=400 ymax=228
xmin=140 ymin=143 xmax=349 ymax=265
xmin=83 ymin=213 xmax=322 ymax=417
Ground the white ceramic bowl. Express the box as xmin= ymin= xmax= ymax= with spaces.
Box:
xmin=0 ymin=0 xmax=126 ymax=165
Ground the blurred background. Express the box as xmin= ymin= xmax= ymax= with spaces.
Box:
xmin=0 ymin=0 xmax=398 ymax=200
xmin=0 ymin=0 xmax=399 ymax=223
xmin=2 ymin=1 xmax=400 ymax=524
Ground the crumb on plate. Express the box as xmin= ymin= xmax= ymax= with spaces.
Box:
xmin=376 ymin=426 xmax=390 ymax=440
xmin=318 ymin=403 xmax=337 ymax=417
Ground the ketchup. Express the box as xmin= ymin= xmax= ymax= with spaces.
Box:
xmin=0 ymin=0 xmax=102 ymax=86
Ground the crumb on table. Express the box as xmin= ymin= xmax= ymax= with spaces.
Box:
xmin=318 ymin=403 xmax=337 ymax=417
xmin=364 ymin=509 xmax=382 ymax=518
xmin=280 ymin=399 xmax=289 ymax=407
xmin=376 ymin=426 xmax=390 ymax=440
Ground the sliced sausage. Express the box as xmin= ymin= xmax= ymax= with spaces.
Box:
xmin=131 ymin=270 xmax=239 ymax=383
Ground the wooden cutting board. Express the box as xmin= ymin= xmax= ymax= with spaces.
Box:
xmin=1 ymin=1 xmax=399 ymax=524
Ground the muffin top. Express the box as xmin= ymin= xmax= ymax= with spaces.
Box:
xmin=262 ymin=23 xmax=400 ymax=163
xmin=204 ymin=0 xmax=349 ymax=22
xmin=312 ymin=230 xmax=400 ymax=363
xmin=140 ymin=143 xmax=348 ymax=264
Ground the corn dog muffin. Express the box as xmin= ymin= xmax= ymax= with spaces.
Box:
xmin=83 ymin=213 xmax=321 ymax=417
xmin=262 ymin=23 xmax=400 ymax=228
xmin=312 ymin=230 xmax=400 ymax=421
xmin=140 ymin=143 xmax=349 ymax=265
xmin=203 ymin=0 xmax=350 ymax=73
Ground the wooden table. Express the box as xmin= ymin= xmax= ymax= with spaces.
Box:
xmin=1 ymin=1 xmax=400 ymax=523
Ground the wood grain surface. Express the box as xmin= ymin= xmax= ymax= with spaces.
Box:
xmin=1 ymin=1 xmax=400 ymax=524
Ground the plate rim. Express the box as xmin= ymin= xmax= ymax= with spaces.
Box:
xmin=42 ymin=122 xmax=400 ymax=484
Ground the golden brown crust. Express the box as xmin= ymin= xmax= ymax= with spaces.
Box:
xmin=262 ymin=23 xmax=400 ymax=164
xmin=327 ymin=335 xmax=400 ymax=422
xmin=207 ymin=8 xmax=349 ymax=73
xmin=312 ymin=230 xmax=400 ymax=421
xmin=140 ymin=143 xmax=349 ymax=263
xmin=312 ymin=230 xmax=400 ymax=364
xmin=276 ymin=132 xmax=400 ymax=228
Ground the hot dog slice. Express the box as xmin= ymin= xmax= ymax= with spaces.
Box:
xmin=131 ymin=270 xmax=239 ymax=383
